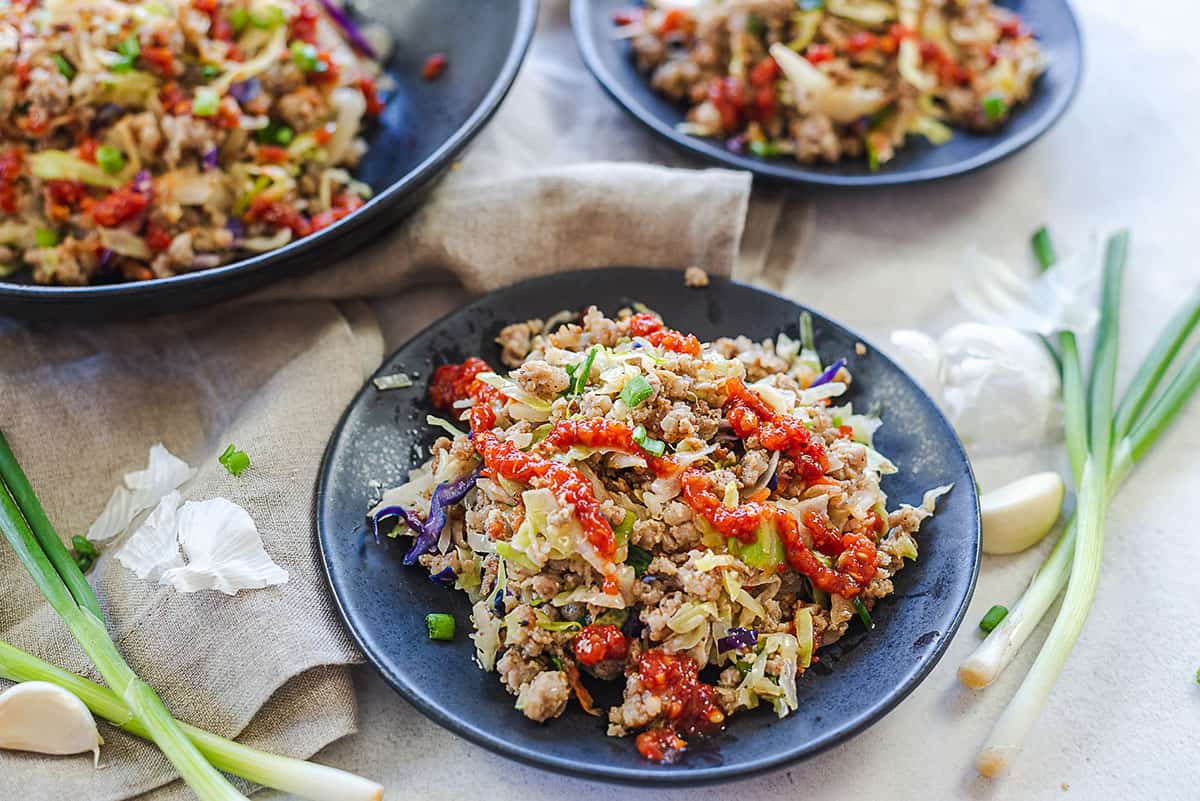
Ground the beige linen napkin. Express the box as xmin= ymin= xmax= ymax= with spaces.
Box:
xmin=0 ymin=161 xmax=750 ymax=801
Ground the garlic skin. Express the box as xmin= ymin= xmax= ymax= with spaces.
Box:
xmin=981 ymin=472 xmax=1066 ymax=555
xmin=938 ymin=323 xmax=1062 ymax=457
xmin=888 ymin=329 xmax=944 ymax=400
xmin=0 ymin=681 xmax=103 ymax=764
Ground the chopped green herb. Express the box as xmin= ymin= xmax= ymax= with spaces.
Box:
xmin=228 ymin=7 xmax=250 ymax=33
xmin=852 ymin=597 xmax=874 ymax=630
xmin=613 ymin=510 xmax=635 ymax=546
xmin=218 ymin=444 xmax=250 ymax=476
xmin=111 ymin=36 xmax=140 ymax=73
xmin=192 ymin=87 xmax=219 ymax=117
xmin=273 ymin=125 xmax=294 ymax=145
xmin=425 ymin=612 xmax=455 ymax=640
xmin=620 ymin=374 xmax=654 ymax=408
xmin=983 ymin=94 xmax=1008 ymax=121
xmin=51 ymin=54 xmax=75 ymax=79
xmin=749 ymin=139 xmax=780 ymax=158
xmin=865 ymin=137 xmax=881 ymax=172
xmin=549 ymin=654 xmax=564 ymax=670
xmin=96 ymin=145 xmax=125 ymax=175
xmin=979 ymin=604 xmax=1009 ymax=633
xmin=595 ymin=608 xmax=629 ymax=627
xmin=625 ymin=543 xmax=653 ymax=577
xmin=71 ymin=536 xmax=98 ymax=559
xmin=631 ymin=425 xmax=666 ymax=457
xmin=200 ymin=64 xmax=220 ymax=80
xmin=290 ymin=41 xmax=323 ymax=73
xmin=34 ymin=228 xmax=59 ymax=248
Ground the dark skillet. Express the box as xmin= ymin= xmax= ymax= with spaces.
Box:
xmin=571 ymin=0 xmax=1082 ymax=186
xmin=0 ymin=0 xmax=537 ymax=320
xmin=316 ymin=268 xmax=981 ymax=785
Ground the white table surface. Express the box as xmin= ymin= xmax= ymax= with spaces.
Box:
xmin=271 ymin=2 xmax=1200 ymax=799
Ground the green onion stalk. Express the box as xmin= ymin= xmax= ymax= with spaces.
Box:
xmin=959 ymin=274 xmax=1200 ymax=690
xmin=970 ymin=233 xmax=1200 ymax=776
xmin=0 ymin=640 xmax=382 ymax=801
xmin=0 ymin=432 xmax=382 ymax=801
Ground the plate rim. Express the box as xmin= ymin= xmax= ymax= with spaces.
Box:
xmin=569 ymin=0 xmax=1083 ymax=187
xmin=0 ymin=0 xmax=538 ymax=307
xmin=316 ymin=267 xmax=981 ymax=785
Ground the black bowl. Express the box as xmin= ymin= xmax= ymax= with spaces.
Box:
xmin=0 ymin=0 xmax=537 ymax=319
xmin=316 ymin=268 xmax=981 ymax=785
xmin=571 ymin=0 xmax=1082 ymax=186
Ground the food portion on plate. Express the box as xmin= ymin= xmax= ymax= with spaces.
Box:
xmin=0 ymin=0 xmax=390 ymax=286
xmin=370 ymin=305 xmax=949 ymax=763
xmin=617 ymin=0 xmax=1044 ymax=169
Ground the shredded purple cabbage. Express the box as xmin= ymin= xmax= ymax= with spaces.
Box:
xmin=202 ymin=147 xmax=219 ymax=171
xmin=90 ymin=103 xmax=125 ymax=133
xmin=229 ymin=78 xmax=261 ymax=104
xmin=370 ymin=468 xmax=480 ymax=564
xmin=428 ymin=567 xmax=457 ymax=586
xmin=490 ymin=587 xmax=507 ymax=618
xmin=225 ymin=217 xmax=246 ymax=240
xmin=767 ymin=472 xmax=779 ymax=492
xmin=725 ymin=135 xmax=747 ymax=155
xmin=131 ymin=169 xmax=151 ymax=195
xmin=317 ymin=0 xmax=378 ymax=58
xmin=810 ymin=357 xmax=847 ymax=388
xmin=97 ymin=249 xmax=113 ymax=270
xmin=717 ymin=627 xmax=759 ymax=653
xmin=622 ymin=611 xmax=645 ymax=639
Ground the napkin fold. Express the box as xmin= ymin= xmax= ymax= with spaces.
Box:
xmin=0 ymin=161 xmax=750 ymax=801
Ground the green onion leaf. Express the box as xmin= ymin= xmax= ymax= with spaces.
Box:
xmin=979 ymin=604 xmax=1008 ymax=633
xmin=71 ymin=535 xmax=98 ymax=559
xmin=51 ymin=54 xmax=75 ymax=79
xmin=192 ymin=87 xmax=219 ymax=117
xmin=852 ymin=597 xmax=874 ymax=630
xmin=800 ymin=311 xmax=816 ymax=352
xmin=96 ymin=144 xmax=125 ymax=175
xmin=620 ymin=374 xmax=654 ymax=408
xmin=218 ymin=444 xmax=250 ymax=476
xmin=625 ymin=543 xmax=653 ymax=577
xmin=571 ymin=346 xmax=599 ymax=396
xmin=34 ymin=228 xmax=59 ymax=248
xmin=1031 ymin=226 xmax=1057 ymax=271
xmin=983 ymin=94 xmax=1008 ymax=121
xmin=631 ymin=425 xmax=666 ymax=457
xmin=613 ymin=510 xmax=635 ymax=546
xmin=425 ymin=612 xmax=455 ymax=640
xmin=273 ymin=125 xmax=294 ymax=145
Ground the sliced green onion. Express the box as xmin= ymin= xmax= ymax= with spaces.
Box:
xmin=229 ymin=7 xmax=250 ymax=33
xmin=625 ymin=543 xmax=653 ymax=576
xmin=800 ymin=311 xmax=816 ymax=352
xmin=34 ymin=227 xmax=59 ymax=248
xmin=749 ymin=139 xmax=780 ymax=158
xmin=71 ymin=535 xmax=97 ymax=559
xmin=51 ymin=54 xmax=75 ymax=79
xmin=425 ymin=613 xmax=455 ymax=641
xmin=620 ymin=374 xmax=654 ymax=408
xmin=201 ymin=64 xmax=220 ymax=80
xmin=1031 ymin=226 xmax=1057 ymax=271
xmin=570 ymin=346 xmax=599 ymax=396
xmin=613 ymin=510 xmax=635 ymax=546
xmin=631 ymin=424 xmax=666 ymax=457
xmin=290 ymin=41 xmax=322 ymax=73
xmin=96 ymin=144 xmax=125 ymax=175
xmin=852 ymin=597 xmax=874 ymax=630
xmin=111 ymin=35 xmax=140 ymax=73
xmin=978 ymin=605 xmax=1008 ymax=633
xmin=983 ymin=94 xmax=1008 ymax=121
xmin=274 ymin=125 xmax=294 ymax=145
xmin=192 ymin=87 xmax=220 ymax=117
xmin=218 ymin=444 xmax=250 ymax=476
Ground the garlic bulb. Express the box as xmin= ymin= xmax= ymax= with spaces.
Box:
xmin=981 ymin=472 xmax=1065 ymax=555
xmin=0 ymin=681 xmax=102 ymax=763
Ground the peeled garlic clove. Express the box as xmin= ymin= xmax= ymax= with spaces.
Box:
xmin=981 ymin=472 xmax=1065 ymax=555
xmin=0 ymin=681 xmax=103 ymax=763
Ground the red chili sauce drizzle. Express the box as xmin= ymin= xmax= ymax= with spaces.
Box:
xmin=429 ymin=356 xmax=491 ymax=413
xmin=628 ymin=312 xmax=702 ymax=356
xmin=634 ymin=649 xmax=725 ymax=763
xmin=544 ymin=417 xmax=677 ymax=478
xmin=572 ymin=624 xmax=628 ymax=666
xmin=724 ymin=377 xmax=828 ymax=482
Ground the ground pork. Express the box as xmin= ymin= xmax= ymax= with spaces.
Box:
xmin=513 ymin=359 xmax=569 ymax=398
xmin=496 ymin=320 xmax=540 ymax=367
xmin=684 ymin=266 xmax=709 ymax=287
xmin=516 ymin=670 xmax=571 ymax=723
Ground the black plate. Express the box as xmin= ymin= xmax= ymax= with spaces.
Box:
xmin=317 ymin=268 xmax=980 ymax=784
xmin=0 ymin=0 xmax=536 ymax=319
xmin=572 ymin=0 xmax=1082 ymax=186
